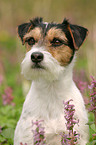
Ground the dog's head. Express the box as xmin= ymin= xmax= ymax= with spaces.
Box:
xmin=17 ymin=17 xmax=88 ymax=81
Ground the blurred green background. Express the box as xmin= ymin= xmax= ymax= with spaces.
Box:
xmin=0 ymin=0 xmax=96 ymax=144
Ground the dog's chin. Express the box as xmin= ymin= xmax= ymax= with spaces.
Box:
xmin=21 ymin=63 xmax=64 ymax=82
xmin=31 ymin=63 xmax=45 ymax=70
xmin=21 ymin=64 xmax=45 ymax=81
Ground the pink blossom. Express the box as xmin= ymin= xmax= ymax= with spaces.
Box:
xmin=78 ymin=81 xmax=87 ymax=94
xmin=73 ymin=70 xmax=88 ymax=94
xmin=61 ymin=99 xmax=80 ymax=145
xmin=2 ymin=87 xmax=15 ymax=106
xmin=32 ymin=120 xmax=46 ymax=145
xmin=88 ymin=76 xmax=96 ymax=113
xmin=88 ymin=76 xmax=96 ymax=127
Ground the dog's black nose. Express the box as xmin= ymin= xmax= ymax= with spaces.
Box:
xmin=31 ymin=52 xmax=44 ymax=63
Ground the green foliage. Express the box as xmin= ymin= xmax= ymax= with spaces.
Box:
xmin=88 ymin=113 xmax=96 ymax=144
xmin=0 ymin=105 xmax=22 ymax=144
xmin=0 ymin=31 xmax=24 ymax=144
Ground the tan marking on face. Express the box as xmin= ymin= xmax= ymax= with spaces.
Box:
xmin=25 ymin=43 xmax=31 ymax=52
xmin=23 ymin=27 xmax=42 ymax=43
xmin=46 ymin=27 xmax=67 ymax=42
xmin=23 ymin=27 xmax=42 ymax=51
xmin=46 ymin=45 xmax=73 ymax=66
xmin=44 ymin=27 xmax=73 ymax=66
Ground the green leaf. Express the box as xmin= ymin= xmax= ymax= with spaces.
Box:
xmin=0 ymin=135 xmax=6 ymax=142
xmin=87 ymin=121 xmax=94 ymax=125
xmin=86 ymin=143 xmax=93 ymax=145
xmin=90 ymin=124 xmax=96 ymax=132
xmin=1 ymin=128 xmax=14 ymax=139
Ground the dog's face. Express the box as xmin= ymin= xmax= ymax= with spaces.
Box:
xmin=17 ymin=17 xmax=88 ymax=81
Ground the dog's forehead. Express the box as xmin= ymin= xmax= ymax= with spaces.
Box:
xmin=40 ymin=21 xmax=62 ymax=33
xmin=24 ymin=21 xmax=66 ymax=41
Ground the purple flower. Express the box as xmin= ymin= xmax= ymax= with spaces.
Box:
xmin=73 ymin=70 xmax=88 ymax=94
xmin=88 ymin=76 xmax=96 ymax=126
xmin=63 ymin=100 xmax=79 ymax=132
xmin=78 ymin=81 xmax=87 ymax=94
xmin=61 ymin=99 xmax=80 ymax=145
xmin=32 ymin=120 xmax=46 ymax=145
xmin=88 ymin=76 xmax=96 ymax=113
xmin=92 ymin=133 xmax=96 ymax=137
xmin=2 ymin=87 xmax=15 ymax=106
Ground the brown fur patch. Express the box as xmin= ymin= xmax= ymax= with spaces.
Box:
xmin=23 ymin=27 xmax=42 ymax=44
xmin=67 ymin=24 xmax=78 ymax=50
xmin=46 ymin=45 xmax=73 ymax=66
xmin=44 ymin=27 xmax=73 ymax=66
xmin=25 ymin=43 xmax=32 ymax=52
xmin=23 ymin=27 xmax=42 ymax=51
xmin=27 ymin=24 xmax=33 ymax=33
xmin=46 ymin=27 xmax=67 ymax=42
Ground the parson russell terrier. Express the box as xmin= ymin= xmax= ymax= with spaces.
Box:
xmin=14 ymin=17 xmax=89 ymax=145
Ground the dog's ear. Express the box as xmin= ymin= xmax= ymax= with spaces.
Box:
xmin=62 ymin=19 xmax=88 ymax=50
xmin=17 ymin=22 xmax=32 ymax=44
xmin=17 ymin=17 xmax=43 ymax=44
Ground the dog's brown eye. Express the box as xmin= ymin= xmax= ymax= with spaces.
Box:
xmin=51 ymin=38 xmax=63 ymax=47
xmin=26 ymin=37 xmax=35 ymax=46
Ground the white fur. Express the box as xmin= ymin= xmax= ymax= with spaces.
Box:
xmin=14 ymin=46 xmax=89 ymax=145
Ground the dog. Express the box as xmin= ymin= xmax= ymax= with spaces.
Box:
xmin=14 ymin=17 xmax=89 ymax=145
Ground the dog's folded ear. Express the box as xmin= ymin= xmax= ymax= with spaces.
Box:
xmin=62 ymin=19 xmax=88 ymax=50
xmin=17 ymin=23 xmax=32 ymax=44
xmin=17 ymin=17 xmax=43 ymax=44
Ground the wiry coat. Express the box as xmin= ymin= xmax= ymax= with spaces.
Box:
xmin=14 ymin=18 xmax=89 ymax=145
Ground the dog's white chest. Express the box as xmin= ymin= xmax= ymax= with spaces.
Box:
xmin=14 ymin=79 xmax=88 ymax=145
xmin=22 ymin=80 xmax=67 ymax=119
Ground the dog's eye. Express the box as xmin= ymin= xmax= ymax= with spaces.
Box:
xmin=26 ymin=37 xmax=35 ymax=46
xmin=51 ymin=38 xmax=63 ymax=47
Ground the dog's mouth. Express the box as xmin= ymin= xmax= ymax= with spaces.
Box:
xmin=31 ymin=63 xmax=45 ymax=69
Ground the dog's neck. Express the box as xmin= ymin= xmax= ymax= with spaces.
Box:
xmin=32 ymin=69 xmax=73 ymax=90
xmin=23 ymin=63 xmax=74 ymax=119
xmin=30 ymin=63 xmax=74 ymax=99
